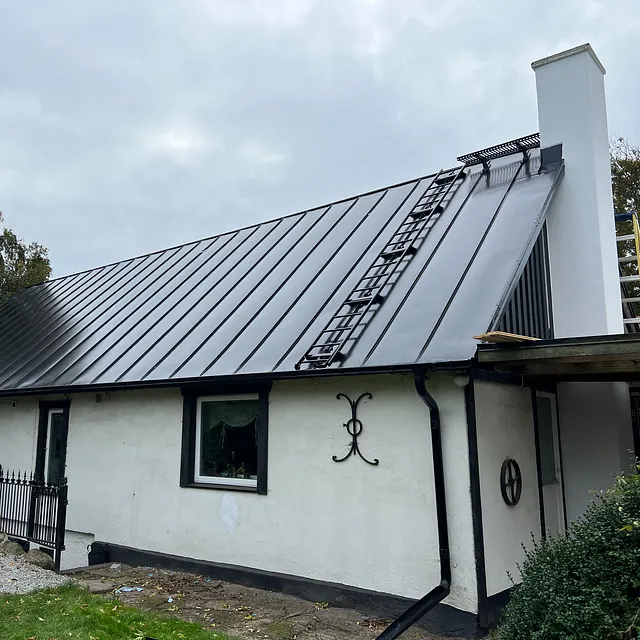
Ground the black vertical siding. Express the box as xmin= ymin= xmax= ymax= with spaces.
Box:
xmin=496 ymin=224 xmax=553 ymax=339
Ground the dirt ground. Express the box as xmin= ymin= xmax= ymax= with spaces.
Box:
xmin=69 ymin=563 xmax=453 ymax=640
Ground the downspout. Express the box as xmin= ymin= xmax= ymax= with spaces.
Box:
xmin=376 ymin=371 xmax=451 ymax=640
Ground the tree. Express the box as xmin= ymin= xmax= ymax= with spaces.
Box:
xmin=0 ymin=212 xmax=51 ymax=305
xmin=612 ymin=140 xmax=640 ymax=321
xmin=612 ymin=137 xmax=640 ymax=216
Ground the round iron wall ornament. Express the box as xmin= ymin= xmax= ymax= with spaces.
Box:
xmin=500 ymin=458 xmax=522 ymax=506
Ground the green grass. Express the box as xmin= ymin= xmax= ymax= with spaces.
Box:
xmin=0 ymin=583 xmax=231 ymax=640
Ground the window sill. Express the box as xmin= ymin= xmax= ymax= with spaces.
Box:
xmin=183 ymin=481 xmax=259 ymax=493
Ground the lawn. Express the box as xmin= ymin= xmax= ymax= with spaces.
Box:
xmin=0 ymin=584 xmax=231 ymax=640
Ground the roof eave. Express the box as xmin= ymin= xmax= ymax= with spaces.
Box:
xmin=0 ymin=360 xmax=472 ymax=398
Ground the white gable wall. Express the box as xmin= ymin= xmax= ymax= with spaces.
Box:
xmin=0 ymin=372 xmax=478 ymax=614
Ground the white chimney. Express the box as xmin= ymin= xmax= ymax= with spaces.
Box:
xmin=532 ymin=44 xmax=623 ymax=337
xmin=533 ymin=46 xmax=634 ymax=523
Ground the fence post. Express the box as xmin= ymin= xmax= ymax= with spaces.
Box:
xmin=54 ymin=478 xmax=68 ymax=573
xmin=27 ymin=473 xmax=38 ymax=540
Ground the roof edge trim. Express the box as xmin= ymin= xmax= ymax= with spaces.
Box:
xmin=0 ymin=360 xmax=473 ymax=398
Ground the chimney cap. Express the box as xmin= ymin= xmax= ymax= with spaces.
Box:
xmin=531 ymin=43 xmax=606 ymax=75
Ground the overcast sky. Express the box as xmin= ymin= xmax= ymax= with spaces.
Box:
xmin=1 ymin=0 xmax=639 ymax=277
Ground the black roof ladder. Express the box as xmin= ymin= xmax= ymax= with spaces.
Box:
xmin=295 ymin=165 xmax=467 ymax=370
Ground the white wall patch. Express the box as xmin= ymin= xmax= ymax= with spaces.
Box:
xmin=220 ymin=494 xmax=239 ymax=533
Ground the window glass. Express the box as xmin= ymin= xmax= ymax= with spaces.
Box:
xmin=46 ymin=411 xmax=66 ymax=485
xmin=536 ymin=395 xmax=557 ymax=485
xmin=197 ymin=397 xmax=259 ymax=484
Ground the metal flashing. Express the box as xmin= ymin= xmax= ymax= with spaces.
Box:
xmin=531 ymin=43 xmax=606 ymax=75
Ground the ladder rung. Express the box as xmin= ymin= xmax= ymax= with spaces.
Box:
xmin=305 ymin=351 xmax=345 ymax=362
xmin=381 ymin=246 xmax=416 ymax=261
xmin=345 ymin=294 xmax=383 ymax=306
xmin=384 ymin=240 xmax=413 ymax=249
xmin=619 ymin=255 xmax=638 ymax=263
xmin=387 ymin=231 xmax=420 ymax=244
xmin=359 ymin=273 xmax=391 ymax=284
xmin=620 ymin=275 xmax=640 ymax=283
xmin=308 ymin=340 xmax=341 ymax=348
xmin=622 ymin=297 xmax=640 ymax=304
xmin=617 ymin=234 xmax=635 ymax=242
xmin=351 ymin=285 xmax=382 ymax=293
xmin=410 ymin=205 xmax=443 ymax=220
xmin=434 ymin=170 xmax=465 ymax=185
xmin=318 ymin=326 xmax=349 ymax=335
xmin=624 ymin=318 xmax=640 ymax=324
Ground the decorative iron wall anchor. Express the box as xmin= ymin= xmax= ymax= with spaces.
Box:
xmin=500 ymin=458 xmax=522 ymax=506
xmin=332 ymin=392 xmax=379 ymax=466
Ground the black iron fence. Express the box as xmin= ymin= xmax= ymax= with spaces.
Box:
xmin=0 ymin=469 xmax=68 ymax=571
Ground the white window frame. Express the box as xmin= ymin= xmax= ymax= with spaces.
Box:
xmin=194 ymin=393 xmax=260 ymax=488
xmin=44 ymin=408 xmax=64 ymax=484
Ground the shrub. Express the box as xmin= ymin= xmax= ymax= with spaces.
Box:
xmin=498 ymin=471 xmax=640 ymax=640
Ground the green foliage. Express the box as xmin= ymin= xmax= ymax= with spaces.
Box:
xmin=612 ymin=139 xmax=640 ymax=317
xmin=498 ymin=472 xmax=640 ymax=640
xmin=0 ymin=583 xmax=229 ymax=640
xmin=612 ymin=138 xmax=640 ymax=217
xmin=0 ymin=211 xmax=51 ymax=305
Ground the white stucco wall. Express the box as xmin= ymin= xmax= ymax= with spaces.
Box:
xmin=0 ymin=373 xmax=477 ymax=613
xmin=0 ymin=397 xmax=38 ymax=473
xmin=474 ymin=380 xmax=540 ymax=597
xmin=558 ymin=381 xmax=635 ymax=522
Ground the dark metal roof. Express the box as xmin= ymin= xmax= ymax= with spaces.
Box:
xmin=0 ymin=143 xmax=563 ymax=393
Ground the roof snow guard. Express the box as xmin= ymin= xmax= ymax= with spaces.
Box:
xmin=457 ymin=133 xmax=540 ymax=169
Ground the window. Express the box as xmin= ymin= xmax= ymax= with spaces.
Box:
xmin=45 ymin=409 xmax=66 ymax=485
xmin=536 ymin=394 xmax=558 ymax=485
xmin=181 ymin=387 xmax=269 ymax=494
xmin=36 ymin=401 xmax=70 ymax=485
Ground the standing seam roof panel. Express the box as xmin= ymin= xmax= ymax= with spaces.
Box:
xmin=0 ymin=256 xmax=149 ymax=383
xmin=114 ymin=217 xmax=307 ymax=383
xmin=88 ymin=224 xmax=271 ymax=385
xmin=4 ymin=247 xmax=192 ymax=389
xmin=33 ymin=239 xmax=216 ymax=387
xmin=149 ymin=196 xmax=375 ymax=380
xmin=243 ymin=179 xmax=426 ymax=375
xmin=64 ymin=236 xmax=229 ymax=386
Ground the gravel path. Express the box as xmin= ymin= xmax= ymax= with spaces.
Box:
xmin=0 ymin=554 xmax=71 ymax=594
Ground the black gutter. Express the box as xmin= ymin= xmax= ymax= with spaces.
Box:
xmin=0 ymin=360 xmax=472 ymax=399
xmin=376 ymin=371 xmax=451 ymax=640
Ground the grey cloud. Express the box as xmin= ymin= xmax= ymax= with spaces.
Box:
xmin=0 ymin=0 xmax=638 ymax=276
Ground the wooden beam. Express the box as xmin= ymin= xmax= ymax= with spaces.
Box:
xmin=495 ymin=359 xmax=640 ymax=376
xmin=478 ymin=339 xmax=640 ymax=364
xmin=473 ymin=331 xmax=540 ymax=344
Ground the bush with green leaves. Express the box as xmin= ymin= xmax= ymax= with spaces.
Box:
xmin=498 ymin=471 xmax=640 ymax=640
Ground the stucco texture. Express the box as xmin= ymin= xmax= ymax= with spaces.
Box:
xmin=0 ymin=398 xmax=38 ymax=473
xmin=0 ymin=373 xmax=477 ymax=613
xmin=474 ymin=380 xmax=541 ymax=597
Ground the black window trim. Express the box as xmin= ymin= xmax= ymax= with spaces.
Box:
xmin=180 ymin=382 xmax=270 ymax=495
xmin=35 ymin=399 xmax=71 ymax=484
